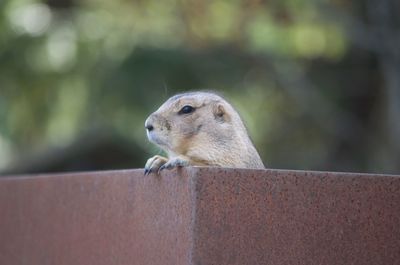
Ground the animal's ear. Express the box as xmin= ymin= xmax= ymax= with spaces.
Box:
xmin=213 ymin=103 xmax=231 ymax=123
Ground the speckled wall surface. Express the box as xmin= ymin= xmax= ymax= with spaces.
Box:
xmin=1 ymin=168 xmax=399 ymax=265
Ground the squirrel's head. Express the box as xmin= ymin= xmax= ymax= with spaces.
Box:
xmin=145 ymin=91 xmax=240 ymax=156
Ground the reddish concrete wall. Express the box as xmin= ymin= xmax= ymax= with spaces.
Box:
xmin=0 ymin=168 xmax=399 ymax=265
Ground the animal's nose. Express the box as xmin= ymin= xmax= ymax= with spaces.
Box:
xmin=145 ymin=124 xmax=154 ymax=131
xmin=145 ymin=118 xmax=154 ymax=131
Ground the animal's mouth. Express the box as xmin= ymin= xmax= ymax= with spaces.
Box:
xmin=147 ymin=130 xmax=167 ymax=147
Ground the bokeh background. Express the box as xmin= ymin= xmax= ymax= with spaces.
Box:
xmin=1 ymin=0 xmax=399 ymax=175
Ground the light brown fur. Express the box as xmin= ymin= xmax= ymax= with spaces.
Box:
xmin=144 ymin=91 xmax=264 ymax=174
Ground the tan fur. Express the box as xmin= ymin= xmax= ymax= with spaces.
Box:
xmin=144 ymin=91 xmax=264 ymax=173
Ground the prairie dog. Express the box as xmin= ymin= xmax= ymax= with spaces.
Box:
xmin=144 ymin=91 xmax=264 ymax=174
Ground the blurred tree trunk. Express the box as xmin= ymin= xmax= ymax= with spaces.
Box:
xmin=322 ymin=0 xmax=400 ymax=171
xmin=367 ymin=0 xmax=400 ymax=170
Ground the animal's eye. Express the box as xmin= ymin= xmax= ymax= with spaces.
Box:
xmin=178 ymin=105 xmax=195 ymax=115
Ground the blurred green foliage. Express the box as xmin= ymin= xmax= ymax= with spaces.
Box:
xmin=1 ymin=0 xmax=399 ymax=174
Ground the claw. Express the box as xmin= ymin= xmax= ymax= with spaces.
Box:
xmin=158 ymin=164 xmax=166 ymax=174
xmin=144 ymin=155 xmax=168 ymax=176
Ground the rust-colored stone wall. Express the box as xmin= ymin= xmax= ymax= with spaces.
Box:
xmin=1 ymin=168 xmax=399 ymax=265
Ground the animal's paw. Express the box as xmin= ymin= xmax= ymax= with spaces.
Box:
xmin=144 ymin=155 xmax=168 ymax=175
xmin=158 ymin=157 xmax=190 ymax=173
